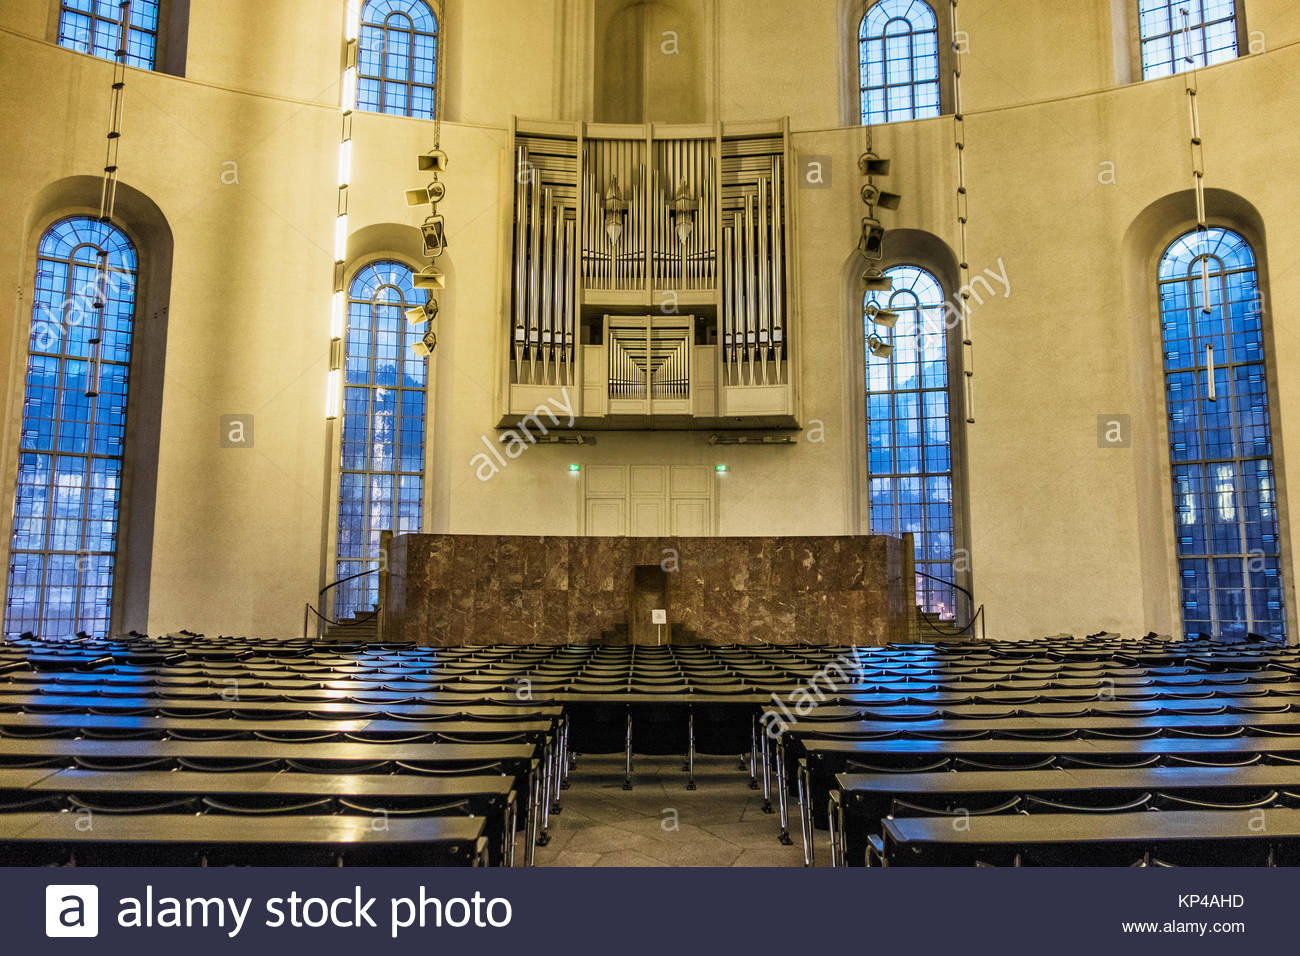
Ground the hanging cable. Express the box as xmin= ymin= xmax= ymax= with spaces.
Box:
xmin=326 ymin=1 xmax=364 ymax=419
xmin=87 ymin=0 xmax=133 ymax=400
xmin=1180 ymin=6 xmax=1217 ymax=401
xmin=406 ymin=0 xmax=449 ymax=358
xmin=951 ymin=0 xmax=974 ymax=425
xmin=857 ymin=0 xmax=899 ymax=344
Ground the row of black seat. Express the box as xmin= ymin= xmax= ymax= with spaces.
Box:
xmin=0 ymin=634 xmax=582 ymax=867
xmin=755 ymin=638 xmax=1300 ymax=866
xmin=6 ymin=631 xmax=1298 ymax=867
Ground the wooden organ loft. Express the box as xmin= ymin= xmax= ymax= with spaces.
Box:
xmin=500 ymin=119 xmax=800 ymax=429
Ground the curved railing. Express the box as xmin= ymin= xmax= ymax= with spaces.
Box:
xmin=302 ymin=565 xmax=382 ymax=638
xmin=914 ymin=568 xmax=985 ymax=641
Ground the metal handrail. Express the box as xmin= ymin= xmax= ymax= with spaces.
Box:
xmin=319 ymin=564 xmax=381 ymax=599
xmin=303 ymin=564 xmax=383 ymax=638
xmin=304 ymin=603 xmax=381 ymax=629
xmin=914 ymin=568 xmax=985 ymax=641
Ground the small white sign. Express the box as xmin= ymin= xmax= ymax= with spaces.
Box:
xmin=651 ymin=609 xmax=667 ymax=625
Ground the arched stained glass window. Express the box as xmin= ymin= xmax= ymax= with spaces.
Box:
xmin=335 ymin=262 xmax=428 ymax=619
xmin=859 ymin=0 xmax=941 ymax=125
xmin=357 ymin=0 xmax=439 ymax=119
xmin=866 ymin=266 xmax=957 ymax=617
xmin=6 ymin=218 xmax=137 ymax=638
xmin=1139 ymin=0 xmax=1239 ymax=80
xmin=58 ymin=0 xmax=160 ymax=70
xmin=1159 ymin=227 xmax=1285 ymax=640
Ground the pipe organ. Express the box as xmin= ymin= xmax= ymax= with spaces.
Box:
xmin=504 ymin=119 xmax=798 ymax=429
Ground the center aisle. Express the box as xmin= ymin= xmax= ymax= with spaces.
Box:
xmin=536 ymin=755 xmax=828 ymax=867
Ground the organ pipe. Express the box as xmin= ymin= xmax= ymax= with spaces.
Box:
xmin=510 ymin=127 xmax=787 ymax=391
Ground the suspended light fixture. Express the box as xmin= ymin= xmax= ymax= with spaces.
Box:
xmin=331 ymin=291 xmax=346 ymax=339
xmin=325 ymin=367 xmax=342 ymax=418
xmin=341 ymin=66 xmax=357 ymax=114
xmin=327 ymin=4 xmax=361 ymax=421
xmin=337 ymin=139 xmax=352 ymax=189
xmin=1206 ymin=342 xmax=1217 ymax=402
xmin=333 ymin=214 xmax=349 ymax=262
xmin=344 ymin=0 xmax=360 ymax=41
xmin=867 ymin=332 xmax=893 ymax=359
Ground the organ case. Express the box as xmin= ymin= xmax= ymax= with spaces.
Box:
xmin=502 ymin=118 xmax=800 ymax=429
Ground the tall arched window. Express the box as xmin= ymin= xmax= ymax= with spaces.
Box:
xmin=58 ymin=0 xmax=160 ymax=70
xmin=335 ymin=262 xmax=428 ymax=619
xmin=6 ymin=218 xmax=137 ymax=638
xmin=859 ymin=0 xmax=941 ymax=125
xmin=866 ymin=266 xmax=957 ymax=617
xmin=1159 ymin=227 xmax=1284 ymax=640
xmin=1138 ymin=0 xmax=1239 ymax=79
xmin=357 ymin=0 xmax=439 ymax=119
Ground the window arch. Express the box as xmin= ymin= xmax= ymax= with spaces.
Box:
xmin=6 ymin=218 xmax=137 ymax=638
xmin=1138 ymin=0 xmax=1240 ymax=80
xmin=335 ymin=261 xmax=428 ymax=619
xmin=1158 ymin=227 xmax=1284 ymax=640
xmin=357 ymin=0 xmax=439 ymax=119
xmin=57 ymin=0 xmax=160 ymax=70
xmin=859 ymin=0 xmax=941 ymax=125
xmin=865 ymin=265 xmax=957 ymax=616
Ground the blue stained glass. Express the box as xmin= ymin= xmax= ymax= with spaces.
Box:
xmin=358 ymin=0 xmax=438 ymax=120
xmin=6 ymin=218 xmax=136 ymax=638
xmin=1139 ymin=0 xmax=1239 ymax=79
xmin=57 ymin=0 xmax=160 ymax=70
xmin=860 ymin=1 xmax=942 ymax=125
xmin=1159 ymin=227 xmax=1284 ymax=640
xmin=865 ymin=265 xmax=960 ymax=617
xmin=335 ymin=262 xmax=428 ymax=619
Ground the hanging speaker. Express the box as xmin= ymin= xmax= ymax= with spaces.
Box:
xmin=860 ymin=268 xmax=893 ymax=293
xmin=421 ymin=215 xmax=447 ymax=258
xmin=412 ymin=327 xmax=438 ymax=356
xmin=858 ymin=152 xmax=892 ymax=177
xmin=405 ymin=298 xmax=439 ymax=325
xmin=418 ymin=149 xmax=449 ymax=173
xmin=413 ymin=266 xmax=446 ymax=289
xmin=858 ymin=217 xmax=886 ymax=260
xmin=865 ymin=303 xmax=899 ymax=328
xmin=860 ymin=183 xmax=902 ymax=211
xmin=405 ymin=181 xmax=447 ymax=207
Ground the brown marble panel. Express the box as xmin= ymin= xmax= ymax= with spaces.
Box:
xmin=388 ymin=533 xmax=910 ymax=646
xmin=494 ymin=539 xmax=526 ymax=591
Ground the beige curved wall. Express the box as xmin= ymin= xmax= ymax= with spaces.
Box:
xmin=0 ymin=1 xmax=1296 ymax=640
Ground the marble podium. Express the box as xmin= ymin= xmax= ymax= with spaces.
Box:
xmin=384 ymin=534 xmax=914 ymax=646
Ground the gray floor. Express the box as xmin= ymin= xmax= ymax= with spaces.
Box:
xmin=535 ymin=753 xmax=832 ymax=867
